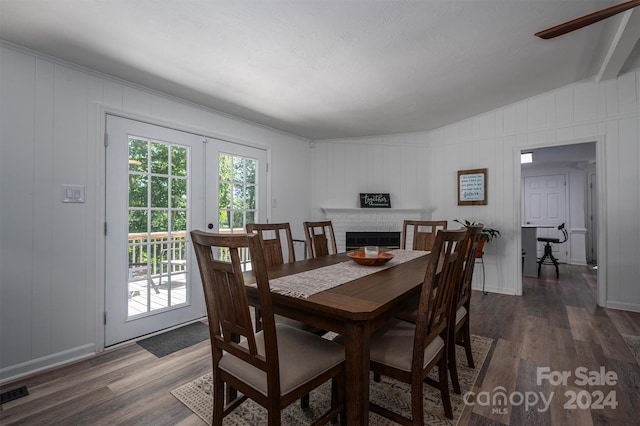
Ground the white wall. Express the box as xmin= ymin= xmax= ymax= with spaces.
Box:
xmin=312 ymin=69 xmax=639 ymax=306
xmin=0 ymin=44 xmax=312 ymax=381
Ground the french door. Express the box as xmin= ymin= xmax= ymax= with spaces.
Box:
xmin=204 ymin=139 xmax=268 ymax=270
xmin=105 ymin=116 xmax=206 ymax=346
xmin=105 ymin=115 xmax=268 ymax=346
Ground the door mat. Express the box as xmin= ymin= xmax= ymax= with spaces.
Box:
xmin=172 ymin=334 xmax=493 ymax=425
xmin=137 ymin=321 xmax=209 ymax=358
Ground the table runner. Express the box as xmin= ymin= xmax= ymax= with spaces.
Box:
xmin=265 ymin=249 xmax=428 ymax=299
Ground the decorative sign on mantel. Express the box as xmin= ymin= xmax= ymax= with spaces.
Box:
xmin=458 ymin=168 xmax=488 ymax=206
xmin=359 ymin=193 xmax=391 ymax=208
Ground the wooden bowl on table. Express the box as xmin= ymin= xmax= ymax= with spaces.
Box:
xmin=347 ymin=251 xmax=395 ymax=266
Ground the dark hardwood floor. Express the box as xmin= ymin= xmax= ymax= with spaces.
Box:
xmin=1 ymin=264 xmax=639 ymax=425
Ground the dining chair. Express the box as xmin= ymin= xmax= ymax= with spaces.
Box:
xmin=448 ymin=224 xmax=483 ymax=395
xmin=401 ymin=220 xmax=448 ymax=251
xmin=303 ymin=221 xmax=338 ymax=258
xmin=246 ymin=222 xmax=325 ymax=347
xmin=246 ymin=222 xmax=296 ymax=266
xmin=367 ymin=228 xmax=468 ymax=423
xmin=392 ymin=219 xmax=449 ymax=324
xmin=190 ymin=230 xmax=346 ymax=426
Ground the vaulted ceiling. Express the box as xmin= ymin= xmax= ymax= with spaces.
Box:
xmin=1 ymin=1 xmax=639 ymax=140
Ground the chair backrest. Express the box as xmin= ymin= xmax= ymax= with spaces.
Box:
xmin=558 ymin=223 xmax=568 ymax=243
xmin=456 ymin=225 xmax=484 ymax=310
xmin=401 ymin=220 xmax=448 ymax=251
xmin=412 ymin=228 xmax=467 ymax=367
xmin=190 ymin=231 xmax=281 ymax=390
xmin=246 ymin=222 xmax=295 ymax=266
xmin=303 ymin=221 xmax=338 ymax=258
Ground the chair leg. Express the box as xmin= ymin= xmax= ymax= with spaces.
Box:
xmin=480 ymin=257 xmax=486 ymax=295
xmin=411 ymin=377 xmax=424 ymax=426
xmin=438 ymin=355 xmax=453 ymax=419
xmin=300 ymin=393 xmax=310 ymax=409
xmin=461 ymin=320 xmax=475 ymax=368
xmin=538 ymin=243 xmax=561 ymax=279
xmin=213 ymin=372 xmax=225 ymax=426
xmin=448 ymin=345 xmax=461 ymax=394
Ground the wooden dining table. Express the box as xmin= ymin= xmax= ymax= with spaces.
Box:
xmin=244 ymin=250 xmax=431 ymax=426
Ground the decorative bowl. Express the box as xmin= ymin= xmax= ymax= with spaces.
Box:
xmin=347 ymin=251 xmax=395 ymax=266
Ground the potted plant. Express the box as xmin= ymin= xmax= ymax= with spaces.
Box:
xmin=453 ymin=219 xmax=501 ymax=254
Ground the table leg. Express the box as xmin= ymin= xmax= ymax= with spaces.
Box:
xmin=344 ymin=321 xmax=370 ymax=426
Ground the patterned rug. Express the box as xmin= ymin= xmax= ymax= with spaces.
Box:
xmin=171 ymin=334 xmax=493 ymax=425
xmin=622 ymin=334 xmax=640 ymax=366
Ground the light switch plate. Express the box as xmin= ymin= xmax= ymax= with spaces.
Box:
xmin=61 ymin=184 xmax=85 ymax=203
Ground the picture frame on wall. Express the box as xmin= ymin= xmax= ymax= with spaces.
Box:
xmin=458 ymin=168 xmax=487 ymax=206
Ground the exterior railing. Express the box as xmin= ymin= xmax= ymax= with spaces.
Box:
xmin=127 ymin=228 xmax=251 ymax=281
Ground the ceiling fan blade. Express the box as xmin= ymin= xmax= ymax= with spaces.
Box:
xmin=535 ymin=0 xmax=640 ymax=39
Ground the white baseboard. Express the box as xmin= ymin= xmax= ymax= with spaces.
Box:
xmin=605 ymin=301 xmax=640 ymax=313
xmin=472 ymin=283 xmax=517 ymax=296
xmin=0 ymin=344 xmax=96 ymax=385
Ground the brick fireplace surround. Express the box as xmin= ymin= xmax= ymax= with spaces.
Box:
xmin=321 ymin=208 xmax=426 ymax=252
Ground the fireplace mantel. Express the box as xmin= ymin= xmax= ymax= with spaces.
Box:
xmin=321 ymin=207 xmax=427 ymax=214
xmin=321 ymin=207 xmax=430 ymax=252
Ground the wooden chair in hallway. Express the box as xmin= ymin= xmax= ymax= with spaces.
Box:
xmin=303 ymin=221 xmax=337 ymax=258
xmin=401 ymin=220 xmax=448 ymax=251
xmin=190 ymin=230 xmax=346 ymax=426
xmin=448 ymin=224 xmax=483 ymax=394
xmin=366 ymin=228 xmax=468 ymax=423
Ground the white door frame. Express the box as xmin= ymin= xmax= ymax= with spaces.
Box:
xmin=514 ymin=136 xmax=606 ymax=307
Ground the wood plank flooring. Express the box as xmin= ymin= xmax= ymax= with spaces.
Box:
xmin=2 ymin=264 xmax=639 ymax=425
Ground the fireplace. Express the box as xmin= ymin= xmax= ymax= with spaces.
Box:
xmin=345 ymin=231 xmax=401 ymax=251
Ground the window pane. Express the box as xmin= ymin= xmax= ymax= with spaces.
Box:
xmin=246 ymin=159 xmax=256 ymax=184
xmin=219 ymin=153 xmax=231 ymax=181
xmin=233 ymin=184 xmax=244 ymax=208
xmin=151 ymin=142 xmax=169 ymax=174
xmin=232 ymin=156 xmax=244 ymax=183
xmin=232 ymin=210 xmax=244 ymax=230
xmin=246 ymin=185 xmax=255 ymax=209
xmin=171 ymin=210 xmax=187 ymax=233
xmin=246 ymin=210 xmax=255 ymax=225
xmin=151 ymin=176 xmax=168 ymax=208
xmin=129 ymin=138 xmax=148 ymax=172
xmin=219 ymin=210 xmax=231 ymax=230
xmin=172 ymin=178 xmax=187 ymax=208
xmin=151 ymin=210 xmax=168 ymax=233
xmin=128 ymin=210 xmax=147 ymax=234
xmin=219 ymin=182 xmax=231 ymax=209
xmin=128 ymin=175 xmax=148 ymax=208
xmin=171 ymin=146 xmax=187 ymax=176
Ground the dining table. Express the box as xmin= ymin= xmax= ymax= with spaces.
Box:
xmin=244 ymin=249 xmax=431 ymax=426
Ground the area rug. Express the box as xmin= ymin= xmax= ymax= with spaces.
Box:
xmin=137 ymin=321 xmax=209 ymax=358
xmin=622 ymin=334 xmax=640 ymax=366
xmin=171 ymin=334 xmax=493 ymax=425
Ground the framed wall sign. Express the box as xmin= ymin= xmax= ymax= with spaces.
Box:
xmin=359 ymin=193 xmax=391 ymax=208
xmin=458 ymin=168 xmax=487 ymax=206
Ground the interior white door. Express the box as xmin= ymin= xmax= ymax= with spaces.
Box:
xmin=524 ymin=174 xmax=568 ymax=263
xmin=105 ymin=115 xmax=206 ymax=346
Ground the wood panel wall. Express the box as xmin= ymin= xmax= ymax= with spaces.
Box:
xmin=0 ymin=44 xmax=311 ymax=381
xmin=311 ymin=70 xmax=639 ymax=307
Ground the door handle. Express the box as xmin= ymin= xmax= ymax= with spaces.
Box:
xmin=207 ymin=223 xmax=214 ymax=229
